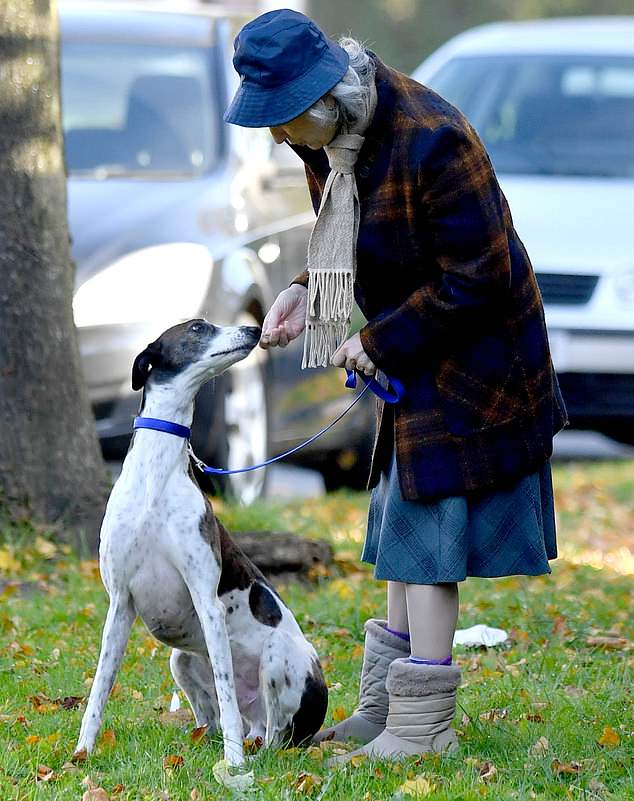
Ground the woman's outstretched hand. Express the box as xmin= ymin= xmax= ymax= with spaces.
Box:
xmin=331 ymin=332 xmax=376 ymax=375
xmin=259 ymin=284 xmax=308 ymax=349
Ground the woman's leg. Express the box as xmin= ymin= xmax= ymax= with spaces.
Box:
xmin=387 ymin=581 xmax=409 ymax=636
xmin=405 ymin=582 xmax=459 ymax=661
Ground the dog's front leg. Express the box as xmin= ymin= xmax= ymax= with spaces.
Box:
xmin=186 ymin=578 xmax=244 ymax=767
xmin=74 ymin=594 xmax=136 ymax=757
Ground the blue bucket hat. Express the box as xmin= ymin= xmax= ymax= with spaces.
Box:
xmin=224 ymin=9 xmax=349 ymax=128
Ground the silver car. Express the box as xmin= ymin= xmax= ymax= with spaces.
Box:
xmin=413 ymin=16 xmax=634 ymax=445
xmin=61 ymin=1 xmax=374 ymax=501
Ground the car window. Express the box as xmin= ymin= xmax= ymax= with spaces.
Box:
xmin=61 ymin=42 xmax=217 ymax=177
xmin=426 ymin=55 xmax=634 ymax=178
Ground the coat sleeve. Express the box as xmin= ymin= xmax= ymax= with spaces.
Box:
xmin=359 ymin=123 xmax=512 ymax=377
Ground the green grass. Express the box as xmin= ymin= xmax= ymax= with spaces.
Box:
xmin=0 ymin=460 xmax=632 ymax=800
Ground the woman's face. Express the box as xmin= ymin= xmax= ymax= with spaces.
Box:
xmin=269 ymin=103 xmax=338 ymax=150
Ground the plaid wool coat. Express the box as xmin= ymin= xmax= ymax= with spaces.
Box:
xmin=290 ymin=55 xmax=568 ymax=502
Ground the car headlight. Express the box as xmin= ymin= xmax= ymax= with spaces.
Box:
xmin=73 ymin=243 xmax=213 ymax=327
xmin=614 ymin=268 xmax=634 ymax=305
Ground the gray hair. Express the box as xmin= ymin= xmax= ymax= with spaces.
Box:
xmin=307 ymin=36 xmax=377 ymax=134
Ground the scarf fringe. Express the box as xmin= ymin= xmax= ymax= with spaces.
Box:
xmin=302 ymin=320 xmax=351 ymax=369
xmin=307 ymin=268 xmax=354 ymax=322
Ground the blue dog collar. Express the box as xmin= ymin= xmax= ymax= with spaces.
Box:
xmin=133 ymin=416 xmax=191 ymax=439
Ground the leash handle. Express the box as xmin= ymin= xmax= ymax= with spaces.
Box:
xmin=344 ymin=368 xmax=404 ymax=404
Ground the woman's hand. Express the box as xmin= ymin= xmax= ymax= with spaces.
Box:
xmin=259 ymin=284 xmax=307 ymax=349
xmin=331 ymin=332 xmax=377 ymax=375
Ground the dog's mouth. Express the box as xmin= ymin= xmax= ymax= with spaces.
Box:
xmin=212 ymin=344 xmax=254 ymax=358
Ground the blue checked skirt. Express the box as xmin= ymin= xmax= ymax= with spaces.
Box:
xmin=362 ymin=451 xmax=557 ymax=584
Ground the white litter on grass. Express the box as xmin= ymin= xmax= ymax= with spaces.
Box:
xmin=212 ymin=759 xmax=255 ymax=791
xmin=169 ymin=691 xmax=181 ymax=712
xmin=453 ymin=624 xmax=508 ymax=648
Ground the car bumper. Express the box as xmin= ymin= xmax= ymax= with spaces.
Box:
xmin=548 ymin=328 xmax=634 ymax=374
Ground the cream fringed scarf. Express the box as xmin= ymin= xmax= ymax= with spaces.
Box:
xmin=301 ymin=133 xmax=366 ymax=369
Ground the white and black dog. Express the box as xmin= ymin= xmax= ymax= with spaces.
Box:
xmin=74 ymin=320 xmax=327 ymax=767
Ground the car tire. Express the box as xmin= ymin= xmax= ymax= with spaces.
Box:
xmin=191 ymin=311 xmax=270 ymax=504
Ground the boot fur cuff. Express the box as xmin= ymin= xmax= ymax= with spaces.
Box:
xmin=386 ymin=657 xmax=461 ymax=696
xmin=364 ymin=619 xmax=410 ymax=653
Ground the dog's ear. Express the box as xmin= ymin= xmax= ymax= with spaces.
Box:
xmin=132 ymin=342 xmax=161 ymax=391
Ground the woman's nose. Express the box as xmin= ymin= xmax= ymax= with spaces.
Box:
xmin=269 ymin=126 xmax=287 ymax=145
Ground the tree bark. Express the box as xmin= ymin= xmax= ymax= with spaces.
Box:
xmin=0 ymin=0 xmax=108 ymax=550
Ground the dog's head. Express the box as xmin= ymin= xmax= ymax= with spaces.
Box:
xmin=132 ymin=319 xmax=260 ymax=392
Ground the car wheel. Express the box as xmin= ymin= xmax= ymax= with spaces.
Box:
xmin=190 ymin=311 xmax=269 ymax=503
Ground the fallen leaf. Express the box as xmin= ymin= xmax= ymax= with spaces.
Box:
xmin=479 ymin=708 xmax=508 ymax=722
xmin=0 ymin=548 xmax=21 ymax=573
xmin=479 ymin=762 xmax=498 ymax=783
xmin=25 ymin=734 xmax=40 ymax=745
xmin=349 ymin=754 xmax=367 ymax=767
xmin=525 ymin=713 xmax=545 ymax=723
xmin=306 ymin=745 xmax=324 ymax=761
xmin=191 ymin=725 xmax=208 ymax=744
xmin=159 ymin=708 xmax=193 ymax=726
xmin=111 ymin=785 xmax=124 ymax=796
xmin=71 ymin=748 xmax=88 ymax=763
xmin=212 ymin=758 xmax=254 ymax=791
xmin=99 ymin=728 xmax=116 ymax=748
xmin=243 ymin=736 xmax=263 ymax=753
xmin=529 ymin=736 xmax=550 ymax=756
xmin=398 ymin=775 xmax=436 ymax=796
xmin=162 ymin=754 xmax=184 ymax=770
xmin=35 ymin=764 xmax=55 ymax=782
xmin=82 ymin=788 xmax=109 ymax=801
xmin=551 ymin=759 xmax=581 ymax=775
xmin=294 ymin=772 xmax=323 ymax=794
xmin=56 ymin=695 xmax=83 ymax=710
xmin=585 ymin=635 xmax=629 ymax=650
xmin=597 ymin=725 xmax=620 ymax=747
xmin=332 ymin=706 xmax=347 ymax=722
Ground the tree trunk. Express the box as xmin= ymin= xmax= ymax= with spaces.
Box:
xmin=0 ymin=0 xmax=108 ymax=551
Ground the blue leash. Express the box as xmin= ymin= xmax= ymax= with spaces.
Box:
xmin=133 ymin=369 xmax=405 ymax=477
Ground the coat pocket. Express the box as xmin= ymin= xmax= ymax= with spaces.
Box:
xmin=435 ymin=335 xmax=531 ymax=436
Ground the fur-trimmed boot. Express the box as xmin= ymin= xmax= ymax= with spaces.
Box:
xmin=313 ymin=620 xmax=410 ymax=744
xmin=330 ymin=657 xmax=461 ymax=762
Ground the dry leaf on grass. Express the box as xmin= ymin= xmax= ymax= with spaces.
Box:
xmin=397 ymin=775 xmax=437 ymax=796
xmin=81 ymin=776 xmax=110 ymax=800
xmin=529 ymin=736 xmax=550 ymax=756
xmin=332 ymin=706 xmax=347 ymax=722
xmin=163 ymin=755 xmax=184 ymax=770
xmin=479 ymin=707 xmax=507 ymax=722
xmin=585 ymin=635 xmax=629 ymax=650
xmin=478 ymin=762 xmax=498 ymax=783
xmin=551 ymin=759 xmax=581 ymax=775
xmin=212 ymin=759 xmax=254 ymax=791
xmin=294 ymin=772 xmax=323 ymax=794
xmin=191 ymin=725 xmax=208 ymax=744
xmin=244 ymin=736 xmax=264 ymax=754
xmin=597 ymin=725 xmax=620 ymax=747
xmin=159 ymin=708 xmax=193 ymax=726
xmin=35 ymin=764 xmax=55 ymax=782
xmin=71 ymin=748 xmax=88 ymax=764
xmin=99 ymin=728 xmax=116 ymax=748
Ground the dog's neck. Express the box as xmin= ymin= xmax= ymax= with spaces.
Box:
xmin=140 ymin=380 xmax=197 ymax=428
xmin=123 ymin=380 xmax=202 ymax=507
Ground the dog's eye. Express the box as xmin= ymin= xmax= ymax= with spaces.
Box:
xmin=189 ymin=322 xmax=204 ymax=333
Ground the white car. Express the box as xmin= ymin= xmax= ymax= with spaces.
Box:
xmin=413 ymin=16 xmax=634 ymax=444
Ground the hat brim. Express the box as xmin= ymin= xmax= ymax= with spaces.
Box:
xmin=224 ymin=43 xmax=349 ymax=128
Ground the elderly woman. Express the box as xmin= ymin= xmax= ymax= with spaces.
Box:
xmin=224 ymin=10 xmax=568 ymax=760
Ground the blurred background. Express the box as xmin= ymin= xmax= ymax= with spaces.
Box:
xmin=60 ymin=0 xmax=634 ymax=502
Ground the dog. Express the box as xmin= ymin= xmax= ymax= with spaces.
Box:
xmin=73 ymin=320 xmax=328 ymax=767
